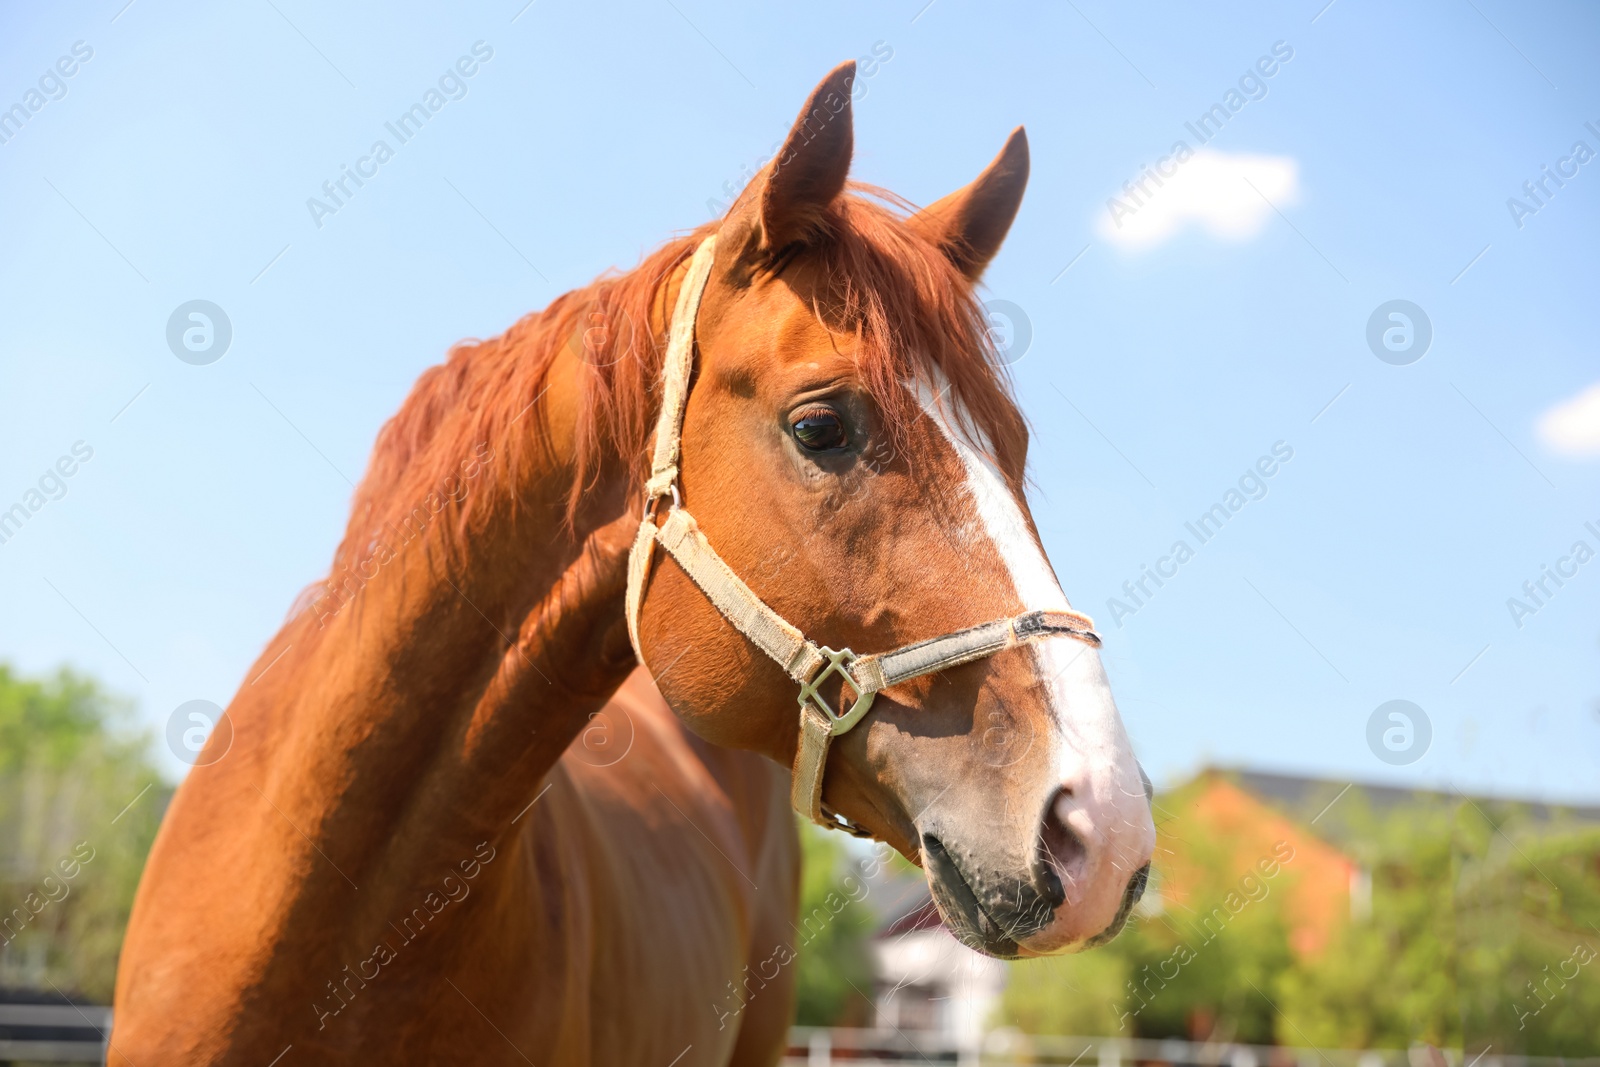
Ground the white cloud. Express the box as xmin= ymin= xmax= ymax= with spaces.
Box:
xmin=1096 ymin=149 xmax=1300 ymax=249
xmin=1537 ymin=383 xmax=1600 ymax=458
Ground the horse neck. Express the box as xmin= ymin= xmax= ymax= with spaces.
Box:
xmin=248 ymin=329 xmax=645 ymax=905
xmin=111 ymin=258 xmax=701 ymax=1057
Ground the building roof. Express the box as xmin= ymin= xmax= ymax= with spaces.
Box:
xmin=1213 ymin=767 xmax=1600 ymax=829
xmin=873 ymin=875 xmax=943 ymax=939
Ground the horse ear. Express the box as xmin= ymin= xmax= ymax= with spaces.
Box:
xmin=909 ymin=127 xmax=1030 ymax=280
xmin=755 ymin=61 xmax=856 ymax=250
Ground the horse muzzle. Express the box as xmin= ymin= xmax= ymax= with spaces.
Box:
xmin=920 ymin=783 xmax=1154 ymax=959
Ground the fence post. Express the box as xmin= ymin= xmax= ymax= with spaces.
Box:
xmin=808 ymin=1030 xmax=831 ymax=1067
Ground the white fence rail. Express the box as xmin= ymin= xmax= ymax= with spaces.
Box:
xmin=783 ymin=1028 xmax=1600 ymax=1067
xmin=1 ymin=1013 xmax=1594 ymax=1064
xmin=0 ymin=1000 xmax=109 ymax=1063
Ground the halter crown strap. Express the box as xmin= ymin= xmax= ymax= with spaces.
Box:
xmin=624 ymin=235 xmax=1102 ymax=836
xmin=646 ymin=235 xmax=720 ymax=502
xmin=625 ymin=236 xmax=720 ymax=660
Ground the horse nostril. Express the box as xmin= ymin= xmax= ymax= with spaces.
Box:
xmin=1126 ymin=863 xmax=1150 ymax=909
xmin=1033 ymin=787 xmax=1085 ymax=909
xmin=1034 ymin=849 xmax=1065 ymax=908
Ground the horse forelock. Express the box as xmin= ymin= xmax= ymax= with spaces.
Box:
xmin=811 ymin=184 xmax=1030 ymax=497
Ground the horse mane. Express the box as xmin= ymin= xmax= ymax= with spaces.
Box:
xmin=324 ymin=183 xmax=1027 ymax=593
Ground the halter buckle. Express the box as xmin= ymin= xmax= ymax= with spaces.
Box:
xmin=798 ymin=647 xmax=878 ymax=737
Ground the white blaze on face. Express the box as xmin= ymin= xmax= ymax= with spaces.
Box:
xmin=915 ymin=377 xmax=1152 ymax=908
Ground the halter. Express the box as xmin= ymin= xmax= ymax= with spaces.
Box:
xmin=625 ymin=235 xmax=1102 ymax=835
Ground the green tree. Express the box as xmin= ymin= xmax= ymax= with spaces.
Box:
xmin=1455 ymin=808 xmax=1600 ymax=1056
xmin=1278 ymin=797 xmax=1600 ymax=1055
xmin=792 ymin=821 xmax=877 ymax=1026
xmin=0 ymin=664 xmax=165 ymax=1001
xmin=1273 ymin=799 xmax=1461 ymax=1047
xmin=999 ymin=939 xmax=1130 ymax=1036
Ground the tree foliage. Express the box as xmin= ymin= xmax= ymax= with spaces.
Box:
xmin=792 ymin=821 xmax=878 ymax=1027
xmin=0 ymin=664 xmax=165 ymax=1001
xmin=1280 ymin=798 xmax=1600 ymax=1055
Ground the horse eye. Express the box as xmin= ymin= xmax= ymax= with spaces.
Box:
xmin=791 ymin=409 xmax=848 ymax=452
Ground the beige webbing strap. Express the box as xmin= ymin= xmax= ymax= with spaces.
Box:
xmin=852 ymin=609 xmax=1100 ymax=693
xmin=627 ymin=235 xmax=720 ymax=667
xmin=790 ymin=608 xmax=1100 ymax=827
xmin=793 ymin=704 xmax=834 ymax=825
xmin=624 ymin=515 xmax=660 ymax=662
xmin=655 ymin=509 xmax=825 ymax=683
xmin=644 ymin=235 xmax=719 ymax=501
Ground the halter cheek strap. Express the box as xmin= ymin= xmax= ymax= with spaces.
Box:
xmin=624 ymin=234 xmax=1102 ymax=836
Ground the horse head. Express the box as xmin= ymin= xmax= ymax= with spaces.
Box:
xmin=632 ymin=62 xmax=1154 ymax=958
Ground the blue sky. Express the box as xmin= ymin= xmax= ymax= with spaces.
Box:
xmin=2 ymin=0 xmax=1596 ymax=800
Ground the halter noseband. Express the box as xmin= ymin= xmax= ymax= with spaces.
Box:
xmin=624 ymin=235 xmax=1102 ymax=836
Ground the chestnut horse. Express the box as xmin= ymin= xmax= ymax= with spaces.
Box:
xmin=112 ymin=62 xmax=1155 ymax=1064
